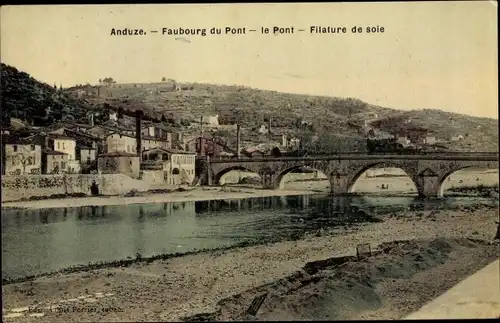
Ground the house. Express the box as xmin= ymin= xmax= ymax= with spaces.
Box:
xmin=109 ymin=111 xmax=118 ymax=122
xmin=186 ymin=137 xmax=224 ymax=157
xmin=450 ymin=135 xmax=464 ymax=142
xmin=241 ymin=147 xmax=265 ymax=158
xmin=258 ymin=124 xmax=269 ymax=134
xmin=70 ymin=122 xmax=93 ymax=133
xmin=46 ymin=134 xmax=80 ymax=173
xmin=44 ymin=150 xmax=69 ymax=174
xmin=107 ymin=133 xmax=138 ymax=154
xmin=106 ymin=132 xmax=171 ymax=155
xmin=202 ymin=115 xmax=219 ymax=127
xmin=142 ymin=135 xmax=170 ymax=151
xmin=142 ymin=148 xmax=197 ymax=185
xmin=423 ymin=136 xmax=437 ymax=145
xmin=87 ymin=125 xmax=135 ymax=140
xmin=97 ymin=152 xmax=140 ymax=178
xmin=46 ymin=134 xmax=77 ymax=161
xmin=86 ymin=125 xmax=116 ymax=139
xmin=62 ymin=128 xmax=105 ymax=154
xmin=396 ymin=136 xmax=411 ymax=145
xmin=1 ymin=135 xmax=42 ymax=175
xmin=79 ymin=147 xmax=97 ymax=164
xmin=140 ymin=124 xmax=173 ymax=143
xmin=288 ymin=137 xmax=301 ymax=149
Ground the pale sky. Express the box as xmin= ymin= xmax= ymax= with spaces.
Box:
xmin=1 ymin=2 xmax=498 ymax=118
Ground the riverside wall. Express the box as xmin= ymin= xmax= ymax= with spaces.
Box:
xmin=1 ymin=174 xmax=152 ymax=202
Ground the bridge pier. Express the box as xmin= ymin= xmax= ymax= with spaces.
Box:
xmin=261 ymin=173 xmax=277 ymax=190
xmin=414 ymin=173 xmax=441 ymax=198
xmin=329 ymin=175 xmax=350 ymax=195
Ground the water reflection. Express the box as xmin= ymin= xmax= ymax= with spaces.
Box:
xmin=2 ymin=194 xmax=496 ymax=279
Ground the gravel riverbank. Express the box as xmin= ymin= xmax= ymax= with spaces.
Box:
xmin=2 ymin=204 xmax=498 ymax=322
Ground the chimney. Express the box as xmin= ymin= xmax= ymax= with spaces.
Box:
xmin=268 ymin=118 xmax=272 ymax=140
xmin=236 ymin=124 xmax=241 ymax=159
xmin=199 ymin=116 xmax=205 ymax=156
xmin=135 ymin=110 xmax=142 ymax=160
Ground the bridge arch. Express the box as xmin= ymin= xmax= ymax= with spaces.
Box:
xmin=437 ymin=165 xmax=499 ymax=197
xmin=213 ymin=165 xmax=261 ymax=186
xmin=346 ymin=162 xmax=421 ymax=196
xmin=274 ymin=165 xmax=331 ymax=191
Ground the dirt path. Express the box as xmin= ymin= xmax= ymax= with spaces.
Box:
xmin=2 ymin=206 xmax=498 ymax=322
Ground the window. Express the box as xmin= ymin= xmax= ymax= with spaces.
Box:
xmin=127 ymin=145 xmax=130 ymax=152
xmin=31 ymin=145 xmax=36 ymax=150
xmin=62 ymin=142 xmax=65 ymax=149
xmin=27 ymin=157 xmax=33 ymax=165
xmin=13 ymin=145 xmax=17 ymax=152
xmin=129 ymin=160 xmax=133 ymax=165
xmin=61 ymin=161 xmax=67 ymax=169
xmin=57 ymin=142 xmax=60 ymax=149
xmin=53 ymin=161 xmax=59 ymax=168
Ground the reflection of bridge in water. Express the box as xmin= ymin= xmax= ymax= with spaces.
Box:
xmin=199 ymin=153 xmax=499 ymax=198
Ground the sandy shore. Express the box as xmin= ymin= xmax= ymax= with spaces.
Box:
xmin=0 ymin=186 xmax=319 ymax=210
xmin=2 ymin=205 xmax=498 ymax=322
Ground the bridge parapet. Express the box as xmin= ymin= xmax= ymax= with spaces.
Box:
xmin=207 ymin=154 xmax=499 ymax=198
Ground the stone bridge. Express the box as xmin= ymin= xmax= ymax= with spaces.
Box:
xmin=199 ymin=153 xmax=499 ymax=198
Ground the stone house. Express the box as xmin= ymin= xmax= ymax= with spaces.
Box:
xmin=79 ymin=147 xmax=97 ymax=164
xmin=63 ymin=128 xmax=105 ymax=154
xmin=107 ymin=132 xmax=171 ymax=155
xmin=142 ymin=148 xmax=196 ymax=185
xmin=106 ymin=133 xmax=137 ymax=154
xmin=423 ymin=136 xmax=437 ymax=145
xmin=142 ymin=135 xmax=170 ymax=151
xmin=46 ymin=134 xmax=77 ymax=161
xmin=186 ymin=137 xmax=224 ymax=157
xmin=44 ymin=150 xmax=69 ymax=174
xmin=97 ymin=152 xmax=140 ymax=178
xmin=202 ymin=115 xmax=219 ymax=127
xmin=241 ymin=147 xmax=265 ymax=158
xmin=1 ymin=135 xmax=42 ymax=175
xmin=141 ymin=124 xmax=172 ymax=142
xmin=396 ymin=136 xmax=411 ymax=145
xmin=45 ymin=134 xmax=80 ymax=173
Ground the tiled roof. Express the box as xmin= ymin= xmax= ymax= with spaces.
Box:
xmin=142 ymin=147 xmax=195 ymax=155
xmin=47 ymin=134 xmax=76 ymax=140
xmin=99 ymin=152 xmax=138 ymax=157
xmin=45 ymin=150 xmax=67 ymax=156
xmin=1 ymin=135 xmax=33 ymax=145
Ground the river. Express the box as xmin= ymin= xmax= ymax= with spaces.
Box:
xmin=1 ymin=194 xmax=497 ymax=280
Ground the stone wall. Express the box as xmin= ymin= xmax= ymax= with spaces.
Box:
xmin=1 ymin=174 xmax=151 ymax=202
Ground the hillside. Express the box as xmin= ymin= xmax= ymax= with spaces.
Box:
xmin=75 ymin=81 xmax=396 ymax=135
xmin=1 ymin=63 xmax=497 ymax=152
xmin=0 ymin=63 xmax=96 ymax=127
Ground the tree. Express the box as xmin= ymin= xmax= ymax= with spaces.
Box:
xmin=161 ymin=77 xmax=166 ymax=82
xmin=161 ymin=114 xmax=167 ymax=122
xmin=98 ymin=79 xmax=102 ymax=85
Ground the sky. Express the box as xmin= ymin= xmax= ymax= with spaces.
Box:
xmin=1 ymin=2 xmax=498 ymax=119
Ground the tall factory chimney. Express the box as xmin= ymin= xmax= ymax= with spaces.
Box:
xmin=236 ymin=124 xmax=241 ymax=159
xmin=199 ymin=116 xmax=205 ymax=156
xmin=135 ymin=110 xmax=143 ymax=160
xmin=268 ymin=117 xmax=272 ymax=140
